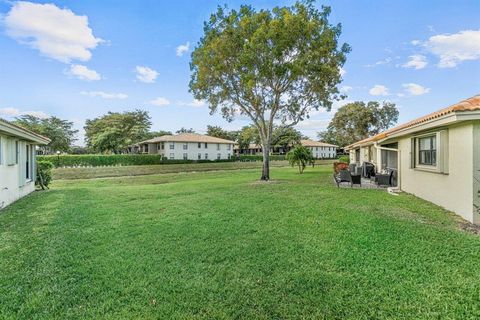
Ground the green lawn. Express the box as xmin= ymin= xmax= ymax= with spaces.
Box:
xmin=1 ymin=165 xmax=480 ymax=319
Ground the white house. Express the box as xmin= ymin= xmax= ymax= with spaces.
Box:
xmin=234 ymin=140 xmax=337 ymax=157
xmin=346 ymin=95 xmax=480 ymax=224
xmin=300 ymin=140 xmax=338 ymax=159
xmin=0 ymin=119 xmax=50 ymax=209
xmin=137 ymin=133 xmax=235 ymax=160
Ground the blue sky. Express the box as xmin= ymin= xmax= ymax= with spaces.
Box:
xmin=0 ymin=0 xmax=479 ymax=144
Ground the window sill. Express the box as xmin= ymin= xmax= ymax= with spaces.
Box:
xmin=414 ymin=165 xmax=447 ymax=175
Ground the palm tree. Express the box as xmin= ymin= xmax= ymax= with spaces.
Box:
xmin=286 ymin=145 xmax=315 ymax=174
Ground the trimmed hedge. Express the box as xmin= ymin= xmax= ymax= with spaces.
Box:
xmin=238 ymin=155 xmax=286 ymax=161
xmin=38 ymin=154 xmax=236 ymax=168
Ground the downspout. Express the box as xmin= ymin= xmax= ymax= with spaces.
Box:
xmin=373 ymin=142 xmax=401 ymax=195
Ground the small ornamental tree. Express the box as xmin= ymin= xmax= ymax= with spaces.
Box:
xmin=287 ymin=145 xmax=315 ymax=174
xmin=190 ymin=1 xmax=349 ymax=180
xmin=36 ymin=160 xmax=54 ymax=189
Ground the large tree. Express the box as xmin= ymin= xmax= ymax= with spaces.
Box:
xmin=318 ymin=101 xmax=399 ymax=147
xmin=176 ymin=127 xmax=196 ymax=134
xmin=141 ymin=130 xmax=172 ymax=140
xmin=237 ymin=125 xmax=260 ymax=150
xmin=13 ymin=115 xmax=78 ymax=154
xmin=190 ymin=1 xmax=349 ymax=180
xmin=271 ymin=126 xmax=304 ymax=151
xmin=206 ymin=125 xmax=238 ymax=141
xmin=84 ymin=110 xmax=151 ymax=153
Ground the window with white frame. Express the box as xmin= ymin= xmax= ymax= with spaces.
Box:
xmin=15 ymin=141 xmax=19 ymax=164
xmin=183 ymin=143 xmax=188 ymax=150
xmin=205 ymin=153 xmax=208 ymax=159
xmin=26 ymin=144 xmax=31 ymax=180
xmin=161 ymin=142 xmax=165 ymax=150
xmin=198 ymin=142 xmax=201 ymax=148
xmin=198 ymin=153 xmax=201 ymax=160
xmin=169 ymin=143 xmax=174 ymax=150
xmin=418 ymin=135 xmax=436 ymax=166
xmin=169 ymin=153 xmax=174 ymax=159
xmin=227 ymin=144 xmax=231 ymax=150
xmin=227 ymin=153 xmax=231 ymax=159
xmin=204 ymin=142 xmax=208 ymax=148
xmin=183 ymin=153 xmax=188 ymax=160
xmin=217 ymin=153 xmax=221 ymax=160
xmin=217 ymin=143 xmax=220 ymax=150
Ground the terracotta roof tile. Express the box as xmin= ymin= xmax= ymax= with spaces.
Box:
xmin=347 ymin=95 xmax=480 ymax=149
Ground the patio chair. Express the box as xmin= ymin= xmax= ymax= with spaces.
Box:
xmin=376 ymin=170 xmax=395 ymax=186
xmin=334 ymin=169 xmax=361 ymax=188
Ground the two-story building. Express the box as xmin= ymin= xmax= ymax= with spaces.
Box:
xmin=300 ymin=140 xmax=338 ymax=159
xmin=136 ymin=133 xmax=235 ymax=160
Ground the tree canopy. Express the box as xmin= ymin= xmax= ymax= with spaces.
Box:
xmin=318 ymin=101 xmax=399 ymax=147
xmin=176 ymin=127 xmax=196 ymax=134
xmin=206 ymin=125 xmax=238 ymax=141
xmin=190 ymin=0 xmax=349 ymax=180
xmin=84 ymin=110 xmax=151 ymax=153
xmin=13 ymin=115 xmax=78 ymax=154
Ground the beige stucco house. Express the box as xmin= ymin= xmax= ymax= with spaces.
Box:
xmin=0 ymin=119 xmax=50 ymax=209
xmin=133 ymin=133 xmax=235 ymax=161
xmin=346 ymin=95 xmax=480 ymax=224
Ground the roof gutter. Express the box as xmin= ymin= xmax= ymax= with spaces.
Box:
xmin=0 ymin=120 xmax=50 ymax=144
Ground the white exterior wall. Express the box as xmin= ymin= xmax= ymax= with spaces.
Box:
xmin=0 ymin=135 xmax=36 ymax=210
xmin=155 ymin=141 xmax=234 ymax=160
xmin=399 ymin=122 xmax=475 ymax=222
xmin=309 ymin=146 xmax=336 ymax=158
xmin=473 ymin=122 xmax=480 ymax=224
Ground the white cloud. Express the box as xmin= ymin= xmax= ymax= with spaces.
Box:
xmin=68 ymin=64 xmax=101 ymax=81
xmin=411 ymin=40 xmax=421 ymax=46
xmin=135 ymin=66 xmax=158 ymax=83
xmin=339 ymin=67 xmax=346 ymax=77
xmin=150 ymin=97 xmax=170 ymax=106
xmin=402 ymin=54 xmax=428 ymax=70
xmin=178 ymin=99 xmax=206 ymax=108
xmin=402 ymin=83 xmax=430 ymax=96
xmin=295 ymin=119 xmax=330 ymax=130
xmin=4 ymin=1 xmax=102 ymax=63
xmin=369 ymin=85 xmax=389 ymax=96
xmin=425 ymin=29 xmax=480 ymax=68
xmin=81 ymin=91 xmax=128 ymax=99
xmin=365 ymin=57 xmax=392 ymax=67
xmin=339 ymin=85 xmax=352 ymax=93
xmin=176 ymin=42 xmax=190 ymax=57
xmin=0 ymin=107 xmax=48 ymax=119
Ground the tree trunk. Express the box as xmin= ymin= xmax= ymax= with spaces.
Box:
xmin=261 ymin=143 xmax=270 ymax=181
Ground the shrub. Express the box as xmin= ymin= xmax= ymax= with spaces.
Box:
xmin=338 ymin=155 xmax=350 ymax=164
xmin=333 ymin=162 xmax=349 ymax=174
xmin=286 ymin=146 xmax=315 ymax=174
xmin=36 ymin=160 xmax=54 ymax=187
xmin=38 ymin=154 xmax=236 ymax=168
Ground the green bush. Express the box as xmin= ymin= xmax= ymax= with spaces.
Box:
xmin=38 ymin=154 xmax=236 ymax=168
xmin=36 ymin=160 xmax=54 ymax=187
xmin=338 ymin=155 xmax=350 ymax=164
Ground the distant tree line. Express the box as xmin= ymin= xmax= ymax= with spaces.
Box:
xmin=12 ymin=100 xmax=398 ymax=154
